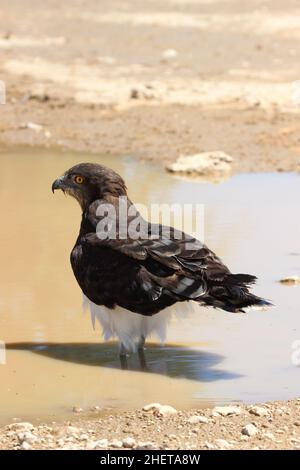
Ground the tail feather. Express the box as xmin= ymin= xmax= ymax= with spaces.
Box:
xmin=201 ymin=272 xmax=273 ymax=313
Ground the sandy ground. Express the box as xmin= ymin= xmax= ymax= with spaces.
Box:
xmin=0 ymin=400 xmax=300 ymax=450
xmin=1 ymin=0 xmax=300 ymax=173
xmin=0 ymin=0 xmax=300 ymax=450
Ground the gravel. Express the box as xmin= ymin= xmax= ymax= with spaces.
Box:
xmin=1 ymin=398 xmax=300 ymax=450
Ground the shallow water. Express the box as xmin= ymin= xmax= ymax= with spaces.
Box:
xmin=0 ymin=148 xmax=299 ymax=424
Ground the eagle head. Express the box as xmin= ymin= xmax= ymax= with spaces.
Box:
xmin=52 ymin=163 xmax=127 ymax=209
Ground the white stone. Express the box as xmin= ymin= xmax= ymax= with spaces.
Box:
xmin=280 ymin=275 xmax=300 ymax=285
xmin=122 ymin=437 xmax=136 ymax=448
xmin=143 ymin=403 xmax=162 ymax=412
xmin=17 ymin=431 xmax=38 ymax=444
xmin=110 ymin=439 xmax=123 ymax=448
xmin=136 ymin=441 xmax=156 ymax=450
xmin=20 ymin=121 xmax=43 ymax=132
xmin=8 ymin=422 xmax=34 ymax=432
xmin=85 ymin=441 xmax=98 ymax=450
xmin=212 ymin=406 xmax=241 ymax=417
xmin=143 ymin=403 xmax=177 ymax=416
xmin=188 ymin=415 xmax=209 ymax=424
xmin=96 ymin=439 xmax=108 ymax=448
xmin=215 ymin=438 xmax=232 ymax=449
xmin=242 ymin=424 xmax=258 ymax=437
xmin=263 ymin=432 xmax=275 ymax=440
xmin=204 ymin=441 xmax=215 ymax=449
xmin=162 ymin=49 xmax=178 ymax=59
xmin=20 ymin=441 xmax=32 ymax=450
xmin=249 ymin=406 xmax=269 ymax=417
xmin=167 ymin=151 xmax=233 ymax=181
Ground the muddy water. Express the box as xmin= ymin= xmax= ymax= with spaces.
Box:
xmin=0 ymin=148 xmax=299 ymax=424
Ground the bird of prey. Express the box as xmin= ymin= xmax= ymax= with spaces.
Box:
xmin=52 ymin=163 xmax=271 ymax=368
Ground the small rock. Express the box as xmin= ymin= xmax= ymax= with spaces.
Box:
xmin=162 ymin=49 xmax=178 ymax=59
xmin=212 ymin=405 xmax=241 ymax=417
xmin=85 ymin=441 xmax=98 ymax=450
xmin=215 ymin=438 xmax=232 ymax=449
xmin=17 ymin=431 xmax=38 ymax=444
xmin=143 ymin=403 xmax=162 ymax=412
xmin=8 ymin=422 xmax=34 ymax=432
xmin=91 ymin=405 xmax=101 ymax=411
xmin=242 ymin=424 xmax=258 ymax=437
xmin=72 ymin=407 xmax=83 ymax=413
xmin=20 ymin=441 xmax=32 ymax=450
xmin=136 ymin=441 xmax=156 ymax=450
xmin=188 ymin=415 xmax=209 ymax=424
xmin=204 ymin=441 xmax=215 ymax=449
xmin=96 ymin=439 xmax=108 ymax=448
xmin=65 ymin=426 xmax=80 ymax=436
xmin=249 ymin=406 xmax=269 ymax=417
xmin=167 ymin=151 xmax=233 ymax=182
xmin=263 ymin=432 xmax=275 ymax=440
xmin=156 ymin=405 xmax=177 ymax=417
xmin=122 ymin=437 xmax=136 ymax=448
xmin=19 ymin=121 xmax=43 ymax=132
xmin=130 ymin=84 xmax=158 ymax=100
xmin=280 ymin=276 xmax=300 ymax=285
xmin=110 ymin=439 xmax=123 ymax=448
xmin=143 ymin=403 xmax=177 ymax=417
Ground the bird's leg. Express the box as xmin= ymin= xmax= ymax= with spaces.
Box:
xmin=119 ymin=343 xmax=128 ymax=370
xmin=137 ymin=336 xmax=148 ymax=371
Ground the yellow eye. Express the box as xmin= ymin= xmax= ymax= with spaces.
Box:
xmin=75 ymin=175 xmax=84 ymax=184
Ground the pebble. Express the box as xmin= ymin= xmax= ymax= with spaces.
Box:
xmin=162 ymin=49 xmax=178 ymax=59
xmin=17 ymin=431 xmax=38 ymax=444
xmin=8 ymin=422 xmax=34 ymax=432
xmin=72 ymin=407 xmax=83 ymax=413
xmin=212 ymin=406 xmax=241 ymax=417
xmin=19 ymin=122 xmax=43 ymax=132
xmin=65 ymin=426 xmax=80 ymax=435
xmin=20 ymin=441 xmax=32 ymax=450
xmin=215 ymin=439 xmax=232 ymax=449
xmin=85 ymin=441 xmax=98 ymax=450
xmin=110 ymin=439 xmax=123 ymax=448
xmin=188 ymin=415 xmax=209 ymax=424
xmin=280 ymin=276 xmax=300 ymax=285
xmin=96 ymin=439 xmax=108 ymax=448
xmin=249 ymin=406 xmax=269 ymax=417
xmin=136 ymin=441 xmax=156 ymax=450
xmin=242 ymin=424 xmax=258 ymax=437
xmin=263 ymin=432 xmax=275 ymax=440
xmin=143 ymin=403 xmax=177 ymax=417
xmin=166 ymin=151 xmax=233 ymax=182
xmin=130 ymin=84 xmax=158 ymax=100
xmin=122 ymin=437 xmax=136 ymax=448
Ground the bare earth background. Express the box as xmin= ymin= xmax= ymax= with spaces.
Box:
xmin=0 ymin=0 xmax=300 ymax=450
xmin=1 ymin=0 xmax=300 ymax=172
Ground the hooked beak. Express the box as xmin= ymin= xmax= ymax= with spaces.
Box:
xmin=51 ymin=176 xmax=65 ymax=193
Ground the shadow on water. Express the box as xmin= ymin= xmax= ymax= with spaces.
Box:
xmin=6 ymin=342 xmax=241 ymax=383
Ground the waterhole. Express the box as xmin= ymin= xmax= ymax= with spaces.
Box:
xmin=0 ymin=147 xmax=299 ymax=424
